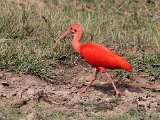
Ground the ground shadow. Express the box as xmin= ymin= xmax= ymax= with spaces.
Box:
xmin=91 ymin=82 xmax=143 ymax=96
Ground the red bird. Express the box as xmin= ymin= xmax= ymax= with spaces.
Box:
xmin=58 ymin=24 xmax=133 ymax=95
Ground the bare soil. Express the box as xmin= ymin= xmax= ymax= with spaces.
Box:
xmin=0 ymin=65 xmax=160 ymax=118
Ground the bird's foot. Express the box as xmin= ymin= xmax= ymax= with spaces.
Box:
xmin=115 ymin=90 xmax=122 ymax=96
xmin=79 ymin=87 xmax=87 ymax=94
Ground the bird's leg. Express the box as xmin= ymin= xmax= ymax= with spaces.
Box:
xmin=104 ymin=72 xmax=122 ymax=95
xmin=80 ymin=68 xmax=99 ymax=94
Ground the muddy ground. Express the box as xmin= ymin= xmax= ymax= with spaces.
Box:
xmin=0 ymin=65 xmax=160 ymax=118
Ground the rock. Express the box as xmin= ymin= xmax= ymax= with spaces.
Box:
xmin=10 ymin=98 xmax=28 ymax=108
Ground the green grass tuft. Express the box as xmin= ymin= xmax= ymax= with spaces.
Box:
xmin=0 ymin=108 xmax=25 ymax=120
xmin=132 ymin=53 xmax=160 ymax=77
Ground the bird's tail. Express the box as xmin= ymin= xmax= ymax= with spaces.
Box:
xmin=117 ymin=57 xmax=133 ymax=72
xmin=125 ymin=63 xmax=133 ymax=72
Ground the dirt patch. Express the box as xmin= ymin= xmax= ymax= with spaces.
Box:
xmin=0 ymin=65 xmax=160 ymax=117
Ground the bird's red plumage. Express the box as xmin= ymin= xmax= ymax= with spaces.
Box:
xmin=58 ymin=24 xmax=133 ymax=95
xmin=80 ymin=43 xmax=133 ymax=72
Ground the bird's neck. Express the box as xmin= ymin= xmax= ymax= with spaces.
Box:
xmin=72 ymin=30 xmax=83 ymax=53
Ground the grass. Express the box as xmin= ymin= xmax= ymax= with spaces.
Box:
xmin=0 ymin=107 xmax=159 ymax=120
xmin=0 ymin=107 xmax=25 ymax=120
xmin=132 ymin=53 xmax=160 ymax=77
xmin=0 ymin=0 xmax=160 ymax=77
xmin=33 ymin=111 xmax=160 ymax=120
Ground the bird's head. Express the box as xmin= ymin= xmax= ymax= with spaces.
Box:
xmin=57 ymin=24 xmax=83 ymax=41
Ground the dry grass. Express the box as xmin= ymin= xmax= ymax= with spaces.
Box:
xmin=0 ymin=0 xmax=160 ymax=77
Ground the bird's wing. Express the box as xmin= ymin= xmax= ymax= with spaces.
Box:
xmin=80 ymin=44 xmax=133 ymax=71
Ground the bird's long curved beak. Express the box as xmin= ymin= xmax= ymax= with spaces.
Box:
xmin=57 ymin=29 xmax=72 ymax=41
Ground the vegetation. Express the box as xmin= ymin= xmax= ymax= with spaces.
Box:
xmin=0 ymin=107 xmax=160 ymax=120
xmin=0 ymin=108 xmax=25 ymax=120
xmin=0 ymin=0 xmax=160 ymax=77
xmin=0 ymin=0 xmax=160 ymax=76
xmin=0 ymin=0 xmax=160 ymax=119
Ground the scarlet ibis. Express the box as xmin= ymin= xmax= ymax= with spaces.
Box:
xmin=57 ymin=24 xmax=133 ymax=95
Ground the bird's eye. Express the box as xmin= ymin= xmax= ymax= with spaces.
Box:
xmin=70 ymin=27 xmax=77 ymax=33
